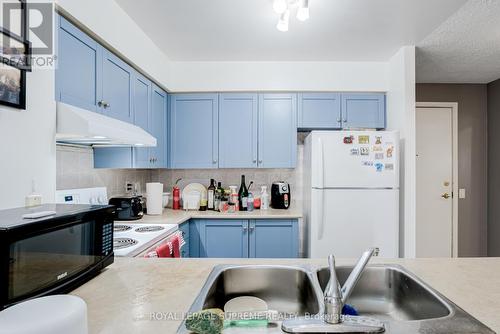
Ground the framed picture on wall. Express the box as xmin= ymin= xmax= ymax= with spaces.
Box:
xmin=0 ymin=62 xmax=26 ymax=109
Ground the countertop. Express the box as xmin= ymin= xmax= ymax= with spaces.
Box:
xmin=138 ymin=208 xmax=303 ymax=225
xmin=71 ymin=257 xmax=500 ymax=334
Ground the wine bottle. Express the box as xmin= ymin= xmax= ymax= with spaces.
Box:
xmin=207 ymin=179 xmax=216 ymax=210
xmin=238 ymin=175 xmax=249 ymax=211
xmin=214 ymin=182 xmax=223 ymax=212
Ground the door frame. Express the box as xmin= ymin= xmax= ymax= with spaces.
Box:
xmin=415 ymin=102 xmax=459 ymax=257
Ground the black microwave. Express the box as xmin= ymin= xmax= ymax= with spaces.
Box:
xmin=0 ymin=204 xmax=114 ymax=309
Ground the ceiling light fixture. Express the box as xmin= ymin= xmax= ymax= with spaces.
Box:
xmin=296 ymin=0 xmax=310 ymax=21
xmin=273 ymin=0 xmax=310 ymax=32
xmin=273 ymin=0 xmax=288 ymax=14
xmin=276 ymin=9 xmax=290 ymax=32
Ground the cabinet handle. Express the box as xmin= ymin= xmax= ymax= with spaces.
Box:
xmin=103 ymin=102 xmax=110 ymax=109
xmin=343 ymin=119 xmax=347 ymax=123
xmin=213 ymin=160 xmax=217 ymax=164
xmin=243 ymin=226 xmax=248 ymax=232
xmin=259 ymin=160 xmax=263 ymax=164
xmin=97 ymin=101 xmax=103 ymax=107
xmin=249 ymin=226 xmax=255 ymax=232
xmin=253 ymin=160 xmax=257 ymax=164
xmin=337 ymin=118 xmax=341 ymax=123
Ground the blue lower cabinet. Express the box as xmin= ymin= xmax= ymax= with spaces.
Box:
xmin=249 ymin=220 xmax=298 ymax=258
xmin=179 ymin=221 xmax=190 ymax=258
xmin=199 ymin=220 xmax=249 ymax=258
xmin=191 ymin=219 xmax=299 ymax=258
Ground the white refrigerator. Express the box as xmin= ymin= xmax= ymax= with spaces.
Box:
xmin=304 ymin=131 xmax=400 ymax=258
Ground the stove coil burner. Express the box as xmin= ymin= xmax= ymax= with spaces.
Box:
xmin=113 ymin=238 xmax=138 ymax=249
xmin=114 ymin=224 xmax=132 ymax=232
xmin=135 ymin=226 xmax=165 ymax=233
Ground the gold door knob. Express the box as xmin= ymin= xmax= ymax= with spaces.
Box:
xmin=441 ymin=193 xmax=450 ymax=199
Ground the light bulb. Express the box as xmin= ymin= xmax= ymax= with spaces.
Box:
xmin=297 ymin=0 xmax=309 ymax=21
xmin=273 ymin=0 xmax=288 ymax=14
xmin=276 ymin=10 xmax=290 ymax=32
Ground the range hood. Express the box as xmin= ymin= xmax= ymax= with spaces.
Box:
xmin=56 ymin=102 xmax=157 ymax=147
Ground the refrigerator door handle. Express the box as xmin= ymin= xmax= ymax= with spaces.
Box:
xmin=317 ymin=136 xmax=326 ymax=240
xmin=317 ymin=136 xmax=325 ymax=188
xmin=318 ymin=189 xmax=325 ymax=240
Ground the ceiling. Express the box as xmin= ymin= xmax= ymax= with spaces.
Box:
xmin=116 ymin=0 xmax=468 ymax=62
xmin=416 ymin=0 xmax=500 ymax=84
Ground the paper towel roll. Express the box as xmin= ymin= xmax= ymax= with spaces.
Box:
xmin=146 ymin=182 xmax=163 ymax=215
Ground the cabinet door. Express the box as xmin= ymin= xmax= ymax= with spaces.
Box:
xmin=56 ymin=16 xmax=102 ymax=112
xmin=219 ymin=93 xmax=258 ymax=168
xmin=258 ymin=94 xmax=297 ymax=168
xmin=150 ymin=85 xmax=167 ymax=167
xmin=199 ymin=220 xmax=249 ymax=258
xmin=249 ymin=220 xmax=298 ymax=258
xmin=298 ymin=93 xmax=341 ymax=129
xmin=94 ymin=147 xmax=133 ymax=168
xmin=101 ymin=50 xmax=133 ymax=123
xmin=170 ymin=94 xmax=219 ymax=169
xmin=132 ymin=73 xmax=152 ymax=168
xmin=179 ymin=222 xmax=190 ymax=258
xmin=341 ymin=93 xmax=386 ymax=129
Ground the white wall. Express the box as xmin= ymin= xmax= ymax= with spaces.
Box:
xmin=387 ymin=46 xmax=417 ymax=258
xmin=0 ymin=69 xmax=56 ymax=210
xmin=56 ymin=0 xmax=173 ymax=91
xmin=169 ymin=61 xmax=389 ymax=92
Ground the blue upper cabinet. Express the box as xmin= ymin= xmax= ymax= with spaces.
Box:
xmin=132 ymin=73 xmax=152 ymax=168
xmin=341 ymin=93 xmax=386 ymax=129
xmin=298 ymin=93 xmax=341 ymax=129
xmin=249 ymin=220 xmax=298 ymax=258
xmin=56 ymin=16 xmax=102 ymax=112
xmin=199 ymin=220 xmax=249 ymax=258
xmin=219 ymin=93 xmax=258 ymax=168
xmin=149 ymin=85 xmax=167 ymax=167
xmin=170 ymin=94 xmax=219 ymax=169
xmin=101 ymin=50 xmax=134 ymax=123
xmin=258 ymin=94 xmax=297 ymax=168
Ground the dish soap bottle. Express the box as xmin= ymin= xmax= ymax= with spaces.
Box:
xmin=260 ymin=186 xmax=269 ymax=210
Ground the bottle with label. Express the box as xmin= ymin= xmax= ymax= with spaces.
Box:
xmin=228 ymin=186 xmax=238 ymax=213
xmin=214 ymin=182 xmax=223 ymax=212
xmin=207 ymin=179 xmax=216 ymax=210
xmin=238 ymin=175 xmax=249 ymax=211
xmin=247 ymin=192 xmax=254 ymax=212
xmin=261 ymin=186 xmax=269 ymax=210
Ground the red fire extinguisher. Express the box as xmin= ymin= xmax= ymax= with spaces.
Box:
xmin=172 ymin=178 xmax=181 ymax=210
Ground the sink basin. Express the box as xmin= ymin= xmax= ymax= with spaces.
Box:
xmin=201 ymin=266 xmax=320 ymax=316
xmin=317 ymin=265 xmax=450 ymax=321
xmin=178 ymin=264 xmax=495 ymax=333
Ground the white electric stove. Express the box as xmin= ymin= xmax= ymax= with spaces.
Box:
xmin=56 ymin=187 xmax=177 ymax=257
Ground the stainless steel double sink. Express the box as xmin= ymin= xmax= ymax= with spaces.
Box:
xmin=178 ymin=264 xmax=494 ymax=333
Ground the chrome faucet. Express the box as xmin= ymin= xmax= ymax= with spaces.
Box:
xmin=324 ymin=248 xmax=378 ymax=324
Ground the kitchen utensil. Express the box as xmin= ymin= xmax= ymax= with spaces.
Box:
xmin=146 ymin=182 xmax=163 ymax=215
xmin=0 ymin=295 xmax=88 ymax=334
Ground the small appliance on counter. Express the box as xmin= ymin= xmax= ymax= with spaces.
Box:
xmin=108 ymin=196 xmax=144 ymax=221
xmin=271 ymin=182 xmax=291 ymax=209
xmin=0 ymin=204 xmax=114 ymax=309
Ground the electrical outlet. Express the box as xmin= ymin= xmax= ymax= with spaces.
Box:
xmin=459 ymin=189 xmax=466 ymax=199
xmin=125 ymin=182 xmax=133 ymax=193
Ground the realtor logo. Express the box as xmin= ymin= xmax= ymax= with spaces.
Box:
xmin=2 ymin=1 xmax=55 ymax=69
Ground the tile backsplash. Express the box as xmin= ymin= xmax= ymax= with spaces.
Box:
xmin=56 ymin=145 xmax=150 ymax=198
xmin=56 ymin=134 xmax=305 ymax=209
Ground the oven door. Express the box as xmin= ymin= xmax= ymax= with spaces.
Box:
xmin=5 ymin=216 xmax=112 ymax=306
